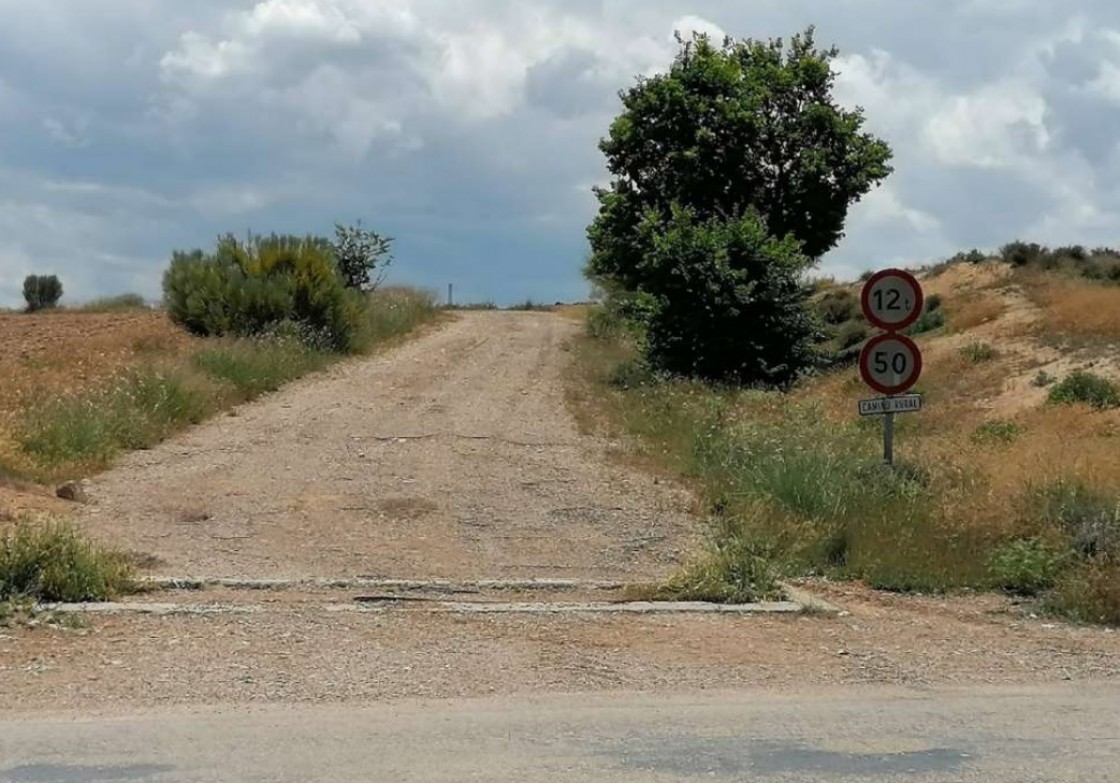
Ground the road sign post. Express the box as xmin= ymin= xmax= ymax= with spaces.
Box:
xmin=859 ymin=269 xmax=925 ymax=466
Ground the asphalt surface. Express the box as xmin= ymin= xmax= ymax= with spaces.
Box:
xmin=2 ymin=685 xmax=1118 ymax=782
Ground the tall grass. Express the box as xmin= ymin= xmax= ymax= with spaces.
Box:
xmin=195 ymin=339 xmax=329 ymax=400
xmin=1 ymin=520 xmax=134 ymax=602
xmin=574 ymin=309 xmax=1120 ymax=623
xmin=13 ymin=286 xmax=439 ymax=481
xmin=20 ymin=369 xmax=213 ymax=473
xmin=358 ymin=286 xmax=440 ymax=347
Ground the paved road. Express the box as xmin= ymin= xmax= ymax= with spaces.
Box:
xmin=2 ymin=685 xmax=1118 ymax=782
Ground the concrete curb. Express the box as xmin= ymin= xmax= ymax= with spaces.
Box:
xmin=145 ymin=577 xmax=628 ymax=593
xmin=330 ymin=601 xmax=804 ymax=615
xmin=43 ymin=600 xmax=806 ymax=617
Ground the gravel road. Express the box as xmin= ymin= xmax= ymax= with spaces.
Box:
xmin=2 ymin=311 xmax=1117 ymax=719
xmin=76 ymin=312 xmax=694 ymax=580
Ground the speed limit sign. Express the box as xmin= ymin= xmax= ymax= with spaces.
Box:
xmin=861 ymin=269 xmax=924 ymax=331
xmin=859 ymin=333 xmax=923 ymax=396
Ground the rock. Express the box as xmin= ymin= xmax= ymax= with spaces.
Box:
xmin=56 ymin=481 xmax=88 ymax=504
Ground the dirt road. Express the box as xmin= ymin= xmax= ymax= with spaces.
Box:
xmin=76 ymin=312 xmax=694 ymax=580
xmin=1 ymin=311 xmax=1118 ymax=728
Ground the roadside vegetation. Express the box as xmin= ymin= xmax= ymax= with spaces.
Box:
xmin=577 ymin=27 xmax=1120 ymax=624
xmin=1 ymin=225 xmax=438 ymax=485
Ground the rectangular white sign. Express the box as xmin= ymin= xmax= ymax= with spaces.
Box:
xmin=859 ymin=395 xmax=923 ymax=417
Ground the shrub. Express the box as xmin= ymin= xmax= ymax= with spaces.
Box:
xmin=609 ymin=357 xmax=657 ymax=390
xmin=835 ymin=320 xmax=870 ymax=350
xmin=1032 ymin=370 xmax=1057 ymax=388
xmin=1001 ymin=241 xmax=1045 ymax=267
xmin=636 ymin=208 xmax=822 ymax=387
xmin=22 ymin=275 xmax=63 ymax=312
xmin=905 ymin=309 xmax=946 ymax=335
xmin=960 ymin=342 xmax=998 ymax=363
xmin=971 ymin=420 xmax=1023 ymax=445
xmin=1029 ymin=480 xmax=1120 ymax=558
xmin=660 ymin=534 xmax=781 ymax=603
xmin=859 ymin=270 xmax=875 ymax=283
xmin=332 ymin=221 xmax=394 ymax=292
xmin=0 ymin=520 xmax=134 ymax=602
xmin=1048 ymin=372 xmax=1120 ymax=410
xmin=816 ymin=289 xmax=861 ymax=325
xmin=989 ymin=539 xmax=1065 ymax=596
xmin=925 ymin=293 xmax=944 ymax=313
xmin=78 ymin=293 xmax=147 ymax=312
xmin=163 ymin=234 xmax=367 ymax=353
xmin=1048 ymin=559 xmax=1120 ymax=626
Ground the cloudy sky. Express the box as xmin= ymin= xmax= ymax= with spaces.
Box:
xmin=1 ymin=1 xmax=1118 ymax=306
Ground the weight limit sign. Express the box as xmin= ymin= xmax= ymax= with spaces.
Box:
xmin=861 ymin=269 xmax=924 ymax=332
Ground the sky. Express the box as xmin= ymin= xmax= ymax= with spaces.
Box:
xmin=1 ymin=1 xmax=1119 ymax=306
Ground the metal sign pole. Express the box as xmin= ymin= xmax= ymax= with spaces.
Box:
xmin=884 ymin=408 xmax=895 ymax=466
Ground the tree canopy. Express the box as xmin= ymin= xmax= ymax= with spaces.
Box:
xmin=586 ymin=27 xmax=893 ymax=385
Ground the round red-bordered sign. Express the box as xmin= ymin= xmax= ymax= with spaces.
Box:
xmin=859 ymin=333 xmax=924 ymax=396
xmin=861 ymin=269 xmax=925 ymax=332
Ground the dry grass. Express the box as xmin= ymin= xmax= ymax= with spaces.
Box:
xmin=1025 ymin=275 xmax=1120 ymax=339
xmin=572 ymin=264 xmax=1120 ymax=621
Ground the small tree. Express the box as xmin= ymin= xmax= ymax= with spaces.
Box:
xmin=587 ymin=27 xmax=893 ymax=385
xmin=331 ymin=221 xmax=394 ymax=292
xmin=23 ymin=275 xmax=64 ymax=312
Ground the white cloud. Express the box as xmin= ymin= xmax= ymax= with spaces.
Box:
xmin=925 ymin=81 xmax=1050 ymax=167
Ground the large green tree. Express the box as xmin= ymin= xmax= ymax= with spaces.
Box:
xmin=587 ymin=28 xmax=893 ymax=384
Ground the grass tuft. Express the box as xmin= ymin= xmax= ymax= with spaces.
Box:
xmin=195 ymin=339 xmax=328 ymax=400
xmin=1 ymin=520 xmax=134 ymax=602
xmin=1048 ymin=372 xmax=1120 ymax=410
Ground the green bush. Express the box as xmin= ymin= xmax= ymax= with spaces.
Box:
xmin=960 ymin=342 xmax=998 ymax=363
xmin=1048 ymin=372 xmax=1120 ymax=410
xmin=816 ymin=289 xmax=861 ymax=325
xmin=1029 ymin=480 xmax=1120 ymax=558
xmin=163 ymin=234 xmax=367 ymax=353
xmin=660 ymin=534 xmax=781 ymax=603
xmin=925 ymin=293 xmax=944 ymax=313
xmin=835 ymin=321 xmax=870 ymax=350
xmin=1032 ymin=370 xmax=1057 ymax=388
xmin=989 ymin=539 xmax=1065 ymax=596
xmin=971 ymin=420 xmax=1023 ymax=445
xmin=636 ymin=208 xmax=822 ymax=387
xmin=0 ymin=520 xmax=134 ymax=602
xmin=22 ymin=275 xmax=63 ymax=312
xmin=905 ymin=309 xmax=946 ymax=336
xmin=331 ymin=221 xmax=393 ymax=292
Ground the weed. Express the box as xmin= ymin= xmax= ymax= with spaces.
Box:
xmin=357 ymin=286 xmax=439 ymax=349
xmin=1047 ymin=559 xmax=1120 ymax=626
xmin=1032 ymin=370 xmax=1057 ymax=388
xmin=76 ymin=293 xmax=148 ymax=313
xmin=659 ymin=533 xmax=782 ymax=603
xmin=0 ymin=520 xmax=134 ymax=602
xmin=506 ymin=299 xmax=553 ymax=312
xmin=989 ymin=538 xmax=1066 ymax=596
xmin=1028 ymin=480 xmax=1120 ymax=558
xmin=971 ymin=420 xmax=1024 ymax=445
xmin=19 ymin=370 xmax=212 ymax=472
xmin=1048 ymin=372 xmax=1120 ymax=410
xmin=195 ymin=339 xmax=328 ymax=400
xmin=905 ymin=309 xmax=946 ymax=336
xmin=960 ymin=342 xmax=999 ymax=364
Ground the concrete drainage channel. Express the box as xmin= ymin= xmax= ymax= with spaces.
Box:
xmin=41 ymin=578 xmax=840 ymax=617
